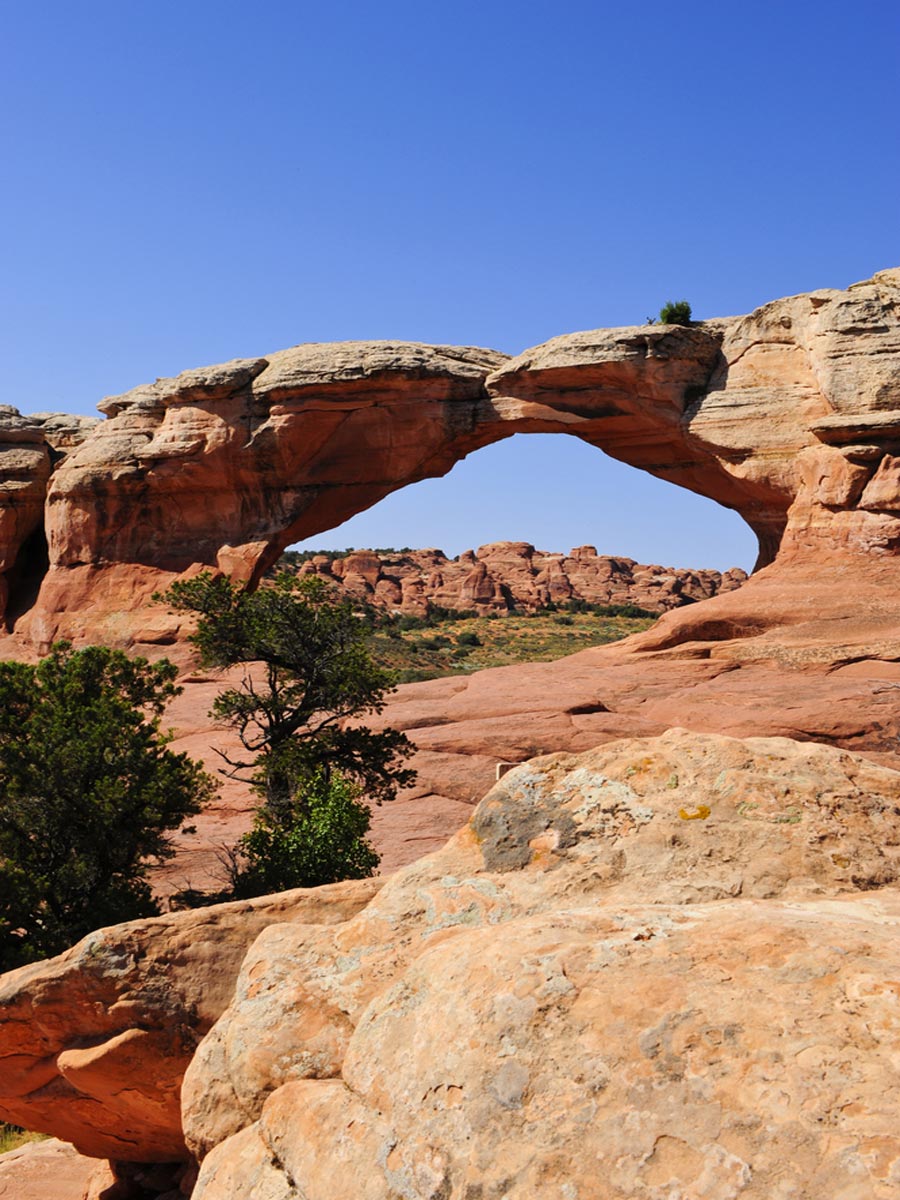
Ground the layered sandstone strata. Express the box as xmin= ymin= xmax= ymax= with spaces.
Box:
xmin=293 ymin=542 xmax=747 ymax=614
xmin=3 ymin=268 xmax=897 ymax=649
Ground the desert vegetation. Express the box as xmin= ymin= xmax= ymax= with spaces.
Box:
xmin=658 ymin=298 xmax=693 ymax=324
xmin=160 ymin=572 xmax=416 ymax=901
xmin=0 ymin=644 xmax=217 ymax=969
xmin=363 ymin=601 xmax=655 ymax=682
xmin=0 ymin=570 xmax=653 ymax=957
xmin=0 ymin=1123 xmax=44 ymax=1154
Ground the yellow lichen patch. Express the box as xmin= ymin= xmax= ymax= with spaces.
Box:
xmin=624 ymin=757 xmax=655 ymax=778
xmin=529 ymin=828 xmax=562 ymax=870
xmin=679 ymin=805 xmax=711 ymax=821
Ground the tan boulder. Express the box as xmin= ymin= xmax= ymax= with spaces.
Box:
xmin=184 ymin=729 xmax=900 ymax=1198
xmin=197 ymin=895 xmax=900 ymax=1200
xmin=0 ymin=879 xmax=380 ymax=1161
xmin=0 ymin=1138 xmax=114 ymax=1200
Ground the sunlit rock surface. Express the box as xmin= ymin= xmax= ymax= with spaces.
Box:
xmin=0 ymin=880 xmax=380 ymax=1161
xmin=295 ymin=542 xmax=748 ymax=615
xmin=2 ymin=269 xmax=896 ymax=648
xmin=183 ymin=730 xmax=900 ymax=1198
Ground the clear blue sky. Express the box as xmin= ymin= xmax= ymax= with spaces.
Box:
xmin=3 ymin=1 xmax=897 ymax=570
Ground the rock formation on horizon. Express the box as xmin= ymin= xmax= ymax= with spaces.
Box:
xmin=289 ymin=542 xmax=748 ymax=615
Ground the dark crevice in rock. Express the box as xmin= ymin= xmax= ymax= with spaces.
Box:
xmin=4 ymin=522 xmax=49 ymax=633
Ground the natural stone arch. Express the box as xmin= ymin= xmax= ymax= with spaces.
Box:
xmin=294 ymin=428 xmax=759 ymax=592
xmin=10 ymin=268 xmax=900 ymax=649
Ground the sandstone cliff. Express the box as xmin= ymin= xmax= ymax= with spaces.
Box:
xmin=0 ymin=408 xmax=99 ymax=630
xmin=2 ymin=272 xmax=900 ymax=1198
xmin=291 ymin=542 xmax=747 ymax=615
xmin=0 ymin=269 xmax=886 ymax=895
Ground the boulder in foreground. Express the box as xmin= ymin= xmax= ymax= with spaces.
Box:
xmin=0 ymin=879 xmax=380 ymax=1161
xmin=182 ymin=730 xmax=900 ymax=1197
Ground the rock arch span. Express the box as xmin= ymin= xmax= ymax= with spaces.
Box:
xmin=4 ymin=268 xmax=900 ymax=649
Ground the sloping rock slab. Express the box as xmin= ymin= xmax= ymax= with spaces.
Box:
xmin=0 ymin=1138 xmax=112 ymax=1200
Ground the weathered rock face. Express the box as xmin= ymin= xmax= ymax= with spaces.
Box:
xmin=179 ymin=730 xmax=900 ymax=1198
xmin=0 ymin=274 xmax=898 ymax=1196
xmin=4 ymin=731 xmax=900 ymax=1196
xmin=0 ymin=879 xmax=380 ymax=1162
xmin=195 ymin=898 xmax=900 ymax=1200
xmin=0 ymin=409 xmax=52 ymax=628
xmin=295 ymin=541 xmax=747 ymax=614
xmin=19 ymin=343 xmax=507 ymax=647
xmin=6 ymin=268 xmax=898 ymax=648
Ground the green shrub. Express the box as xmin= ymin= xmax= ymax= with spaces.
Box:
xmin=456 ymin=631 xmax=482 ymax=647
xmin=0 ymin=643 xmax=216 ymax=967
xmin=659 ymin=299 xmax=692 ymax=325
xmin=592 ymin=602 xmax=658 ymax=619
xmin=230 ymin=770 xmax=378 ymax=896
xmin=421 ymin=635 xmax=452 ymax=651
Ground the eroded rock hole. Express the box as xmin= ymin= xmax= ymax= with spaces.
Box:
xmin=6 ymin=524 xmax=50 ymax=632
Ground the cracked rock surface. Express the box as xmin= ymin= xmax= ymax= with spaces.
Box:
xmin=182 ymin=729 xmax=900 ymax=1199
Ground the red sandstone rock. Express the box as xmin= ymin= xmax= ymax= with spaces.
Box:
xmin=3 ymin=271 xmax=896 ymax=892
xmin=294 ymin=541 xmax=746 ymax=615
xmin=3 ymin=268 xmax=896 ymax=649
xmin=0 ymin=273 xmax=898 ymax=1195
xmin=0 ymin=409 xmax=98 ymax=632
xmin=0 ymin=408 xmax=52 ymax=624
xmin=5 ymin=722 xmax=900 ymax=1193
xmin=20 ymin=343 xmax=506 ymax=646
xmin=136 ymin=544 xmax=900 ymax=897
xmin=0 ymin=879 xmax=380 ymax=1162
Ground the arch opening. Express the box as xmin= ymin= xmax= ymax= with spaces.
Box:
xmin=284 ymin=433 xmax=758 ymax=575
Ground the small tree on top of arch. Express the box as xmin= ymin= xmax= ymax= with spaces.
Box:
xmin=658 ymin=299 xmax=693 ymax=326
